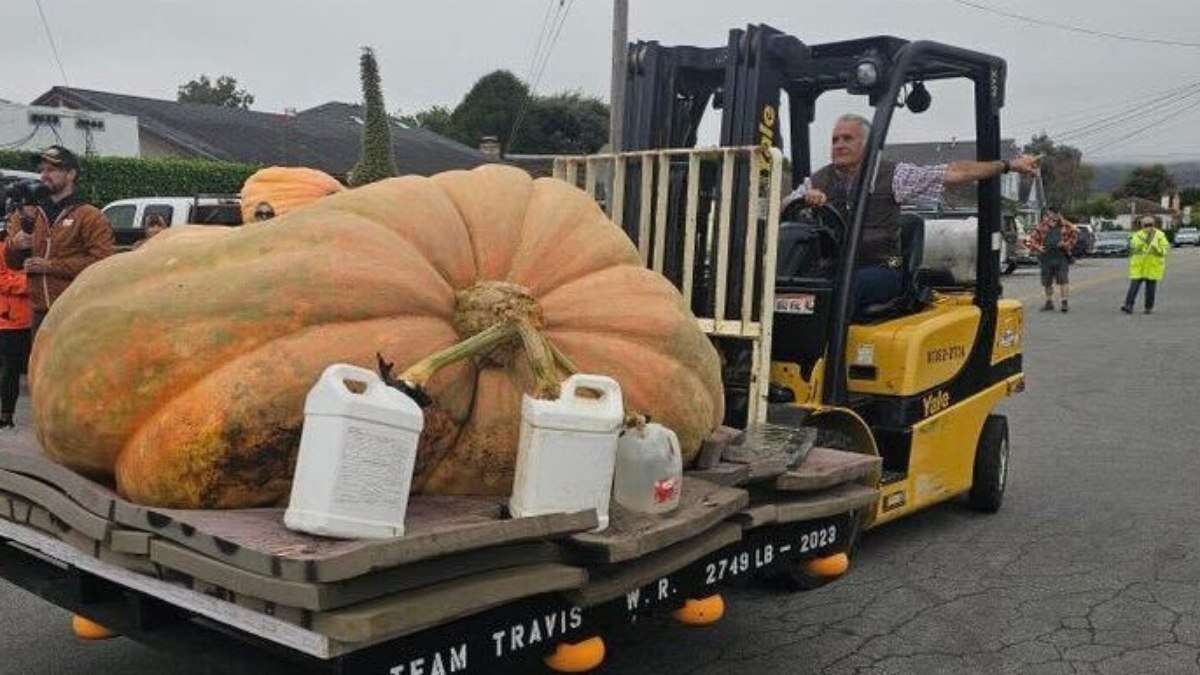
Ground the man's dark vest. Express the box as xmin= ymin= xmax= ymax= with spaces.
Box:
xmin=811 ymin=160 xmax=900 ymax=266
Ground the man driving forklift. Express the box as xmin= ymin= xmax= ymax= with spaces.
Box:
xmin=782 ymin=113 xmax=1040 ymax=319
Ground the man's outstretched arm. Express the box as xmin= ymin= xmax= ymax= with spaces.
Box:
xmin=944 ymin=154 xmax=1039 ymax=185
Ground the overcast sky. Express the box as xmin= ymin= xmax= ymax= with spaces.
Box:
xmin=3 ymin=0 xmax=1198 ymax=163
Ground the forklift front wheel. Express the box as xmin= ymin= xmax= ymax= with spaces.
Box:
xmin=544 ymin=636 xmax=605 ymax=673
xmin=967 ymin=415 xmax=1009 ymax=513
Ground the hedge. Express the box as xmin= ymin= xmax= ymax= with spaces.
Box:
xmin=0 ymin=150 xmax=259 ymax=207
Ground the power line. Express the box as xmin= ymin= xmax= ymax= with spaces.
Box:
xmin=949 ymin=0 xmax=1200 ymax=48
xmin=1054 ymin=83 xmax=1200 ymax=144
xmin=32 ymin=0 xmax=70 ymax=86
xmin=508 ymin=0 xmax=577 ymax=150
xmin=1082 ymin=95 xmax=1200 ymax=157
xmin=1008 ymin=80 xmax=1200 ymax=133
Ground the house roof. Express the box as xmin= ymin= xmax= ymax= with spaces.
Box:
xmin=31 ymin=87 xmax=493 ymax=177
xmin=1112 ymin=197 xmax=1174 ymax=215
xmin=882 ymin=138 xmax=1022 ymax=166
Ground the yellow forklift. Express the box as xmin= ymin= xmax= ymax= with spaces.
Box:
xmin=618 ymin=26 xmax=1025 ymax=534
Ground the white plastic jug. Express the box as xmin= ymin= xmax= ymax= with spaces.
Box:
xmin=509 ymin=374 xmax=624 ymax=531
xmin=614 ymin=423 xmax=683 ymax=515
xmin=285 ymin=364 xmax=424 ymax=539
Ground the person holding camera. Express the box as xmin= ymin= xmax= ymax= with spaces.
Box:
xmin=1121 ymin=216 xmax=1169 ymax=315
xmin=5 ymin=146 xmax=114 ymax=339
xmin=1027 ymin=206 xmax=1078 ymax=313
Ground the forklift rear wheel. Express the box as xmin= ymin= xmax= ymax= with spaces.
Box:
xmin=967 ymin=415 xmax=1009 ymax=513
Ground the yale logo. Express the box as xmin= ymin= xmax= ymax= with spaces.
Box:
xmin=758 ymin=105 xmax=777 ymax=162
xmin=922 ymin=390 xmax=950 ymax=417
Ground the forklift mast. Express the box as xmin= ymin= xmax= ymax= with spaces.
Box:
xmin=619 ymin=25 xmax=1008 ymax=408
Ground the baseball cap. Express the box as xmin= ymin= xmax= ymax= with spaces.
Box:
xmin=35 ymin=145 xmax=81 ymax=172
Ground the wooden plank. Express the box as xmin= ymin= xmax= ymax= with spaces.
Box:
xmin=0 ymin=436 xmax=119 ymax=519
xmin=311 ymin=564 xmax=588 ymax=643
xmin=773 ymin=484 xmax=879 ymax=524
xmin=637 ymin=155 xmax=654 ymax=264
xmin=99 ymin=545 xmax=159 ymax=576
xmin=0 ymin=517 xmax=339 ymax=659
xmin=8 ymin=494 xmax=30 ymax=523
xmin=566 ymin=523 xmax=741 ymax=607
xmin=695 ymin=425 xmax=744 ymax=470
xmin=687 ymin=463 xmax=750 ymax=487
xmin=775 ymin=447 xmax=882 ymax=493
xmin=733 ymin=504 xmax=779 ymax=529
xmin=682 ymin=153 xmax=700 ymax=305
xmin=725 ymin=423 xmax=817 ymax=467
xmin=652 ymin=154 xmax=670 ymax=274
xmin=150 ymin=538 xmax=564 ymax=612
xmin=744 ymin=454 xmax=791 ymax=483
xmin=116 ymin=499 xmax=596 ymax=584
xmin=110 ymin=529 xmax=153 ymax=555
xmin=568 ymin=478 xmax=749 ymax=564
xmin=714 ymin=151 xmax=735 ymax=321
xmin=152 ymin=539 xmax=325 ymax=611
xmin=0 ymin=469 xmax=112 ymax=541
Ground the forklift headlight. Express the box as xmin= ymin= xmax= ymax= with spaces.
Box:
xmin=854 ymin=61 xmax=880 ymax=88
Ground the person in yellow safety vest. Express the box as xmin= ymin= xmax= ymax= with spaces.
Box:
xmin=1121 ymin=216 xmax=1170 ymax=315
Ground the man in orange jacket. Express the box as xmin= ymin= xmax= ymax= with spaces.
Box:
xmin=0 ymin=226 xmax=31 ymax=428
xmin=5 ymin=146 xmax=114 ymax=339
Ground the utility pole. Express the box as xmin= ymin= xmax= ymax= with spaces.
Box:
xmin=609 ymin=0 xmax=628 ymax=153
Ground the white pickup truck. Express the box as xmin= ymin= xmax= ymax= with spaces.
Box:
xmin=101 ymin=194 xmax=241 ymax=249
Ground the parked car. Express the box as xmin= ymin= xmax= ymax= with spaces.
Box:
xmin=102 ymin=195 xmax=242 ymax=249
xmin=1173 ymin=227 xmax=1199 ymax=247
xmin=1093 ymin=231 xmax=1131 ymax=257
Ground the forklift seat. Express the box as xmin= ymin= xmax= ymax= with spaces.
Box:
xmin=860 ymin=215 xmax=932 ymax=320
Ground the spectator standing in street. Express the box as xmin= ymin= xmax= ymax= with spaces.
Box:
xmin=1121 ymin=216 xmax=1169 ymax=315
xmin=5 ymin=146 xmax=114 ymax=340
xmin=1027 ymin=206 xmax=1078 ymax=313
xmin=0 ymin=227 xmax=31 ymax=429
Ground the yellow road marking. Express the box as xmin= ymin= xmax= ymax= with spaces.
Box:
xmin=1013 ymin=255 xmax=1200 ymax=304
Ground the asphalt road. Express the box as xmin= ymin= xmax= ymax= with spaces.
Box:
xmin=4 ymin=250 xmax=1200 ymax=674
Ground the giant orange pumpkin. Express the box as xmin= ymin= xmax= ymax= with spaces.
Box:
xmin=31 ymin=165 xmax=724 ymax=509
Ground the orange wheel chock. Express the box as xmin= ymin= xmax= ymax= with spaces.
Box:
xmin=71 ymin=614 xmax=117 ymax=640
xmin=804 ymin=552 xmax=850 ymax=579
xmin=672 ymin=594 xmax=726 ymax=626
xmin=544 ymin=636 xmax=606 ymax=673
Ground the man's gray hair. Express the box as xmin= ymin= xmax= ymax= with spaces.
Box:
xmin=836 ymin=113 xmax=872 ymax=134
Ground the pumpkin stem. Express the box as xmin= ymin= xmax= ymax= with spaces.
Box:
xmin=548 ymin=341 xmax=578 ymax=377
xmin=516 ymin=319 xmax=562 ymax=399
xmin=400 ymin=320 xmax=519 ymax=389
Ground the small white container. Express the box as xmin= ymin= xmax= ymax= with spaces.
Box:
xmin=614 ymin=423 xmax=684 ymax=515
xmin=285 ymin=364 xmax=424 ymax=539
xmin=509 ymin=374 xmax=624 ymax=531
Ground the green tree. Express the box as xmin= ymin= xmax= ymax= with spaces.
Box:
xmin=1023 ymin=134 xmax=1093 ymax=210
xmin=1115 ymin=164 xmax=1176 ymax=201
xmin=177 ymin=75 xmax=255 ymax=109
xmin=447 ymin=70 xmax=529 ymax=151
xmin=348 ymin=47 xmax=398 ymax=187
xmin=1178 ymin=186 xmax=1200 ymax=207
xmin=397 ymin=105 xmax=454 ymax=135
xmin=512 ymin=92 xmax=609 ymax=154
xmin=1076 ymin=195 xmax=1116 ymax=219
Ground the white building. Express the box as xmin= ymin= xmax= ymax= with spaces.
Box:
xmin=0 ymin=102 xmax=138 ymax=158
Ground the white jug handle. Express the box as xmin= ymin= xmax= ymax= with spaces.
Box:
xmin=322 ymin=363 xmax=380 ymax=397
xmin=562 ymin=374 xmax=618 ymax=402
